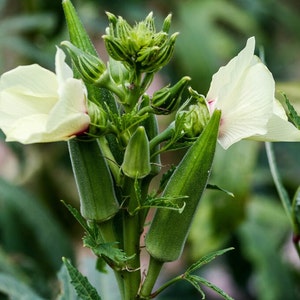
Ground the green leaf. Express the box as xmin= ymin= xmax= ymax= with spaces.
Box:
xmin=83 ymin=236 xmax=133 ymax=271
xmin=137 ymin=195 xmax=187 ymax=213
xmin=57 ymin=263 xmax=80 ymax=300
xmin=61 ymin=200 xmax=92 ymax=236
xmin=62 ymin=257 xmax=101 ymax=300
xmin=282 ymin=92 xmax=300 ymax=129
xmin=187 ymin=247 xmax=234 ymax=274
xmin=183 ymin=275 xmax=205 ymax=299
xmin=0 ymin=273 xmax=44 ymax=300
xmin=206 ymin=184 xmax=234 ymax=197
xmin=196 ymin=276 xmax=234 ymax=300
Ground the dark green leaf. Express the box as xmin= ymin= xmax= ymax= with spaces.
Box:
xmin=57 ymin=263 xmax=80 ymax=300
xmin=187 ymin=247 xmax=234 ymax=273
xmin=183 ymin=275 xmax=205 ymax=299
xmin=62 ymin=257 xmax=101 ymax=300
xmin=196 ymin=276 xmax=234 ymax=300
xmin=282 ymin=92 xmax=300 ymax=129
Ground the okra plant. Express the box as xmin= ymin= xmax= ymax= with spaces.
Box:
xmin=0 ymin=0 xmax=300 ymax=299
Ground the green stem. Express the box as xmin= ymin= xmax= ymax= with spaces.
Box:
xmin=149 ymin=125 xmax=174 ymax=154
xmin=265 ymin=142 xmax=300 ymax=258
xmin=97 ymin=136 xmax=121 ymax=185
xmin=96 ymin=219 xmax=125 ymax=298
xmin=265 ymin=142 xmax=293 ymax=223
xmin=121 ymin=177 xmax=142 ymax=300
xmin=139 ymin=256 xmax=164 ymax=299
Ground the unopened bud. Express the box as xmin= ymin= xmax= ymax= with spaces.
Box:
xmin=102 ymin=12 xmax=179 ymax=73
xmin=176 ymin=87 xmax=210 ymax=138
xmin=151 ymin=76 xmax=191 ymax=115
xmin=61 ymin=41 xmax=106 ymax=84
xmin=87 ymin=101 xmax=109 ymax=137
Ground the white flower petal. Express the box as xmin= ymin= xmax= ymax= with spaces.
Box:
xmin=251 ymin=113 xmax=300 ymax=142
xmin=0 ymin=64 xmax=57 ymax=97
xmin=206 ymin=37 xmax=275 ymax=149
xmin=55 ymin=47 xmax=73 ymax=83
xmin=0 ymin=47 xmax=90 ymax=144
xmin=207 ymin=37 xmax=255 ymax=104
xmin=47 ymin=78 xmax=89 ymax=132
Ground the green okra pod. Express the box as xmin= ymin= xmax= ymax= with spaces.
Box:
xmin=68 ymin=139 xmax=119 ymax=222
xmin=145 ymin=110 xmax=221 ymax=262
xmin=121 ymin=126 xmax=151 ymax=179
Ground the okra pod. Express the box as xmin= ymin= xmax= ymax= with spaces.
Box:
xmin=121 ymin=126 xmax=151 ymax=179
xmin=68 ymin=139 xmax=119 ymax=222
xmin=145 ymin=110 xmax=221 ymax=262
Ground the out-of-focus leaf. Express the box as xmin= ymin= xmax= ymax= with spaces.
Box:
xmin=0 ymin=247 xmax=29 ymax=283
xmin=0 ymin=273 xmax=44 ymax=300
xmin=175 ymin=0 xmax=260 ymax=89
xmin=0 ymin=14 xmax=55 ymax=33
xmin=239 ymin=196 xmax=297 ymax=300
xmin=0 ymin=177 xmax=73 ymax=271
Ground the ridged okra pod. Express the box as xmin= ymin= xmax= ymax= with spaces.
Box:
xmin=145 ymin=110 xmax=221 ymax=262
xmin=68 ymin=139 xmax=119 ymax=222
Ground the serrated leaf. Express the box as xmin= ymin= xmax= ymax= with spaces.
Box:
xmin=137 ymin=195 xmax=187 ymax=213
xmin=57 ymin=263 xmax=80 ymax=300
xmin=62 ymin=257 xmax=101 ymax=300
xmin=61 ymin=200 xmax=92 ymax=235
xmin=282 ymin=92 xmax=300 ymax=129
xmin=158 ymin=165 xmax=176 ymax=192
xmin=0 ymin=273 xmax=44 ymax=300
xmin=183 ymin=275 xmax=205 ymax=299
xmin=187 ymin=247 xmax=234 ymax=273
xmin=197 ymin=276 xmax=234 ymax=300
xmin=83 ymin=238 xmax=133 ymax=270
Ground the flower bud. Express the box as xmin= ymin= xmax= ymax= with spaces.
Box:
xmin=176 ymin=87 xmax=210 ymax=138
xmin=107 ymin=57 xmax=131 ymax=86
xmin=61 ymin=41 xmax=106 ymax=84
xmin=121 ymin=126 xmax=151 ymax=179
xmin=102 ymin=12 xmax=179 ymax=73
xmin=151 ymin=76 xmax=191 ymax=115
xmin=86 ymin=101 xmax=110 ymax=137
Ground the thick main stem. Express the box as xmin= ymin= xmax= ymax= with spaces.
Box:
xmin=121 ymin=177 xmax=143 ymax=300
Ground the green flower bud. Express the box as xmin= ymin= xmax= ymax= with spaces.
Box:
xmin=151 ymin=76 xmax=191 ymax=115
xmin=107 ymin=56 xmax=131 ymax=86
xmin=121 ymin=126 xmax=151 ymax=179
xmin=162 ymin=14 xmax=172 ymax=33
xmin=102 ymin=12 xmax=179 ymax=73
xmin=87 ymin=101 xmax=110 ymax=137
xmin=175 ymin=87 xmax=210 ymax=138
xmin=61 ymin=41 xmax=106 ymax=84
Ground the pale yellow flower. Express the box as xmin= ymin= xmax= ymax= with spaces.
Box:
xmin=206 ymin=37 xmax=300 ymax=149
xmin=0 ymin=48 xmax=90 ymax=144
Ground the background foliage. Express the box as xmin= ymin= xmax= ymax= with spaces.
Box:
xmin=0 ymin=0 xmax=299 ymax=299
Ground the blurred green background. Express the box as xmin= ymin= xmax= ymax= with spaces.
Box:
xmin=0 ymin=0 xmax=300 ymax=299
